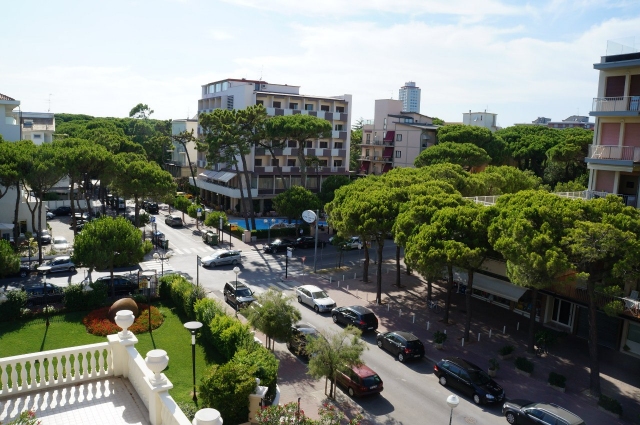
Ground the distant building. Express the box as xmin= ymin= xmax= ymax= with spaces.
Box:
xmin=20 ymin=112 xmax=55 ymax=144
xmin=532 ymin=117 xmax=552 ymax=125
xmin=524 ymin=115 xmax=595 ymax=130
xmin=462 ymin=110 xmax=500 ymax=132
xmin=166 ymin=118 xmax=199 ymax=179
xmin=398 ymin=81 xmax=421 ymax=113
xmin=357 ymin=99 xmax=438 ymax=176
xmin=0 ymin=92 xmax=20 ymax=141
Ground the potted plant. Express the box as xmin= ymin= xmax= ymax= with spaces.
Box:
xmin=488 ymin=358 xmax=499 ymax=377
xmin=499 ymin=344 xmax=515 ymax=360
xmin=514 ymin=357 xmax=534 ymax=377
xmin=433 ymin=331 xmax=447 ymax=350
xmin=548 ymin=372 xmax=566 ymax=393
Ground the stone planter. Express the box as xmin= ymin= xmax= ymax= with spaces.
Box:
xmin=435 ymin=343 xmax=444 ymax=350
xmin=115 ymin=310 xmax=135 ymax=339
xmin=598 ymin=406 xmax=621 ymax=419
xmin=487 ymin=368 xmax=497 ymax=377
xmin=499 ymin=353 xmax=513 ymax=360
xmin=515 ymin=368 xmax=531 ymax=377
xmin=548 ymin=383 xmax=565 ymax=393
xmin=145 ymin=349 xmax=169 ymax=386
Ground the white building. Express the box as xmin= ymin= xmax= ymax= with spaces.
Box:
xmin=20 ymin=112 xmax=55 ymax=144
xmin=398 ymin=81 xmax=421 ymax=113
xmin=462 ymin=110 xmax=500 ymax=132
xmin=166 ymin=118 xmax=199 ymax=179
xmin=196 ymin=78 xmax=352 ymax=214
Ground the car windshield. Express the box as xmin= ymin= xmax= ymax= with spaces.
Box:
xmin=468 ymin=369 xmax=492 ymax=385
xmin=362 ymin=375 xmax=382 ymax=386
xmin=237 ymin=288 xmax=253 ymax=297
xmin=311 ymin=291 xmax=329 ymax=299
xmin=53 ymin=237 xmax=66 ymax=244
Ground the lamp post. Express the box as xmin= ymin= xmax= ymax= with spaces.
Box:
xmin=184 ymin=321 xmax=203 ymax=405
xmin=43 ymin=272 xmax=49 ymax=328
xmin=153 ymin=250 xmax=172 ymax=276
xmin=446 ymin=394 xmax=460 ymax=425
xmin=233 ymin=266 xmax=240 ymax=317
xmin=264 ymin=218 xmax=275 ymax=244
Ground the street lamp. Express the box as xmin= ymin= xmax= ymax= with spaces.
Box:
xmin=233 ymin=266 xmax=240 ymax=317
xmin=446 ymin=394 xmax=460 ymax=425
xmin=153 ymin=250 xmax=173 ymax=276
xmin=184 ymin=321 xmax=203 ymax=405
xmin=264 ymin=218 xmax=275 ymax=244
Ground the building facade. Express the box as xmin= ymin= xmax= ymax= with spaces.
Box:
xmin=357 ymin=99 xmax=438 ymax=176
xmin=462 ymin=110 xmax=500 ymax=132
xmin=166 ymin=118 xmax=199 ymax=180
xmin=195 ymin=78 xmax=352 ymax=214
xmin=20 ymin=112 xmax=55 ymax=144
xmin=398 ymin=81 xmax=421 ymax=113
xmin=526 ymin=115 xmax=595 ymax=130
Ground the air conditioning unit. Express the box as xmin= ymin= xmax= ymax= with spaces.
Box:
xmin=261 ymin=84 xmax=267 ymax=90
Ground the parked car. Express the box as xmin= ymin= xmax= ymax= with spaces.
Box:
xmin=51 ymin=206 xmax=71 ymax=216
xmin=94 ymin=275 xmax=139 ymax=295
xmin=286 ymin=322 xmax=324 ymax=357
xmin=4 ymin=263 xmax=32 ymax=278
xmin=376 ymin=331 xmax=425 ymax=362
xmin=295 ymin=284 xmax=336 ymax=313
xmin=165 ymin=215 xmax=183 ymax=227
xmin=37 ymin=230 xmax=52 ymax=244
xmin=46 ymin=211 xmax=55 ymax=220
xmin=200 ymin=250 xmax=241 ymax=267
xmin=37 ymin=256 xmax=76 ymax=274
xmin=433 ymin=357 xmax=505 ymax=405
xmin=335 ymin=364 xmax=383 ymax=397
xmin=331 ymin=305 xmax=378 ymax=332
xmin=52 ymin=236 xmax=70 ymax=252
xmin=145 ymin=202 xmax=159 ymax=214
xmin=263 ymin=238 xmax=295 ymax=253
xmin=223 ymin=281 xmax=256 ymax=309
xmin=23 ymin=283 xmax=65 ymax=306
xmin=502 ymin=400 xmax=584 ymax=425
xmin=294 ymin=236 xmax=325 ymax=249
xmin=340 ymin=236 xmax=363 ymax=250
xmin=74 ymin=212 xmax=91 ymax=221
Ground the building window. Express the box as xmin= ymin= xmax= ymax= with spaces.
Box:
xmin=275 ymin=177 xmax=286 ymax=189
xmin=33 ymin=134 xmax=41 ymax=139
xmin=255 ymin=158 xmax=263 ymax=166
xmin=305 ymin=104 xmax=313 ymax=111
xmin=288 ymin=140 xmax=297 ymax=148
xmin=289 ymin=103 xmax=298 ymax=109
xmin=395 ymin=150 xmax=401 ymax=158
xmin=287 ymin=159 xmax=296 ymax=167
xmin=305 ymin=141 xmax=313 ymax=148
xmin=320 ymin=141 xmax=328 ymax=148
xmin=273 ymin=101 xmax=281 ymax=108
xmin=256 ymin=100 xmax=264 ymax=106
xmin=333 ymin=160 xmax=343 ymax=167
xmin=271 ymin=158 xmax=280 ymax=167
xmin=334 ymin=142 xmax=343 ymax=149
xmin=335 ymin=124 xmax=343 ymax=131
xmin=365 ymin=149 xmax=370 ymax=156
xmin=321 ymin=105 xmax=330 ymax=111
xmin=366 ymin=134 xmax=370 ymax=142
xmin=215 ymin=83 xmax=221 ymax=92
xmin=396 ymin=134 xmax=402 ymax=141
xmin=336 ymin=106 xmax=345 ymax=113
xmin=319 ymin=160 xmax=328 ymax=166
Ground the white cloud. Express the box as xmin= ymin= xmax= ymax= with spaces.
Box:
xmin=209 ymin=30 xmax=233 ymax=41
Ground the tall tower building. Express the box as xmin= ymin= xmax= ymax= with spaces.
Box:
xmin=399 ymin=81 xmax=421 ymax=113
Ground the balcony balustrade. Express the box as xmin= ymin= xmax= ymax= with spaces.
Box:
xmin=588 ymin=144 xmax=640 ymax=162
xmin=592 ymin=96 xmax=640 ymax=113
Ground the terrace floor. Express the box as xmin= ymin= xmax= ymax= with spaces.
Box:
xmin=0 ymin=377 xmax=149 ymax=425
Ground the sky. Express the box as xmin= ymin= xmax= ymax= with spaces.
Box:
xmin=2 ymin=0 xmax=640 ymax=128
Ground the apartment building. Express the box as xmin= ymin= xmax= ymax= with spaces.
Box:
xmin=196 ymin=78 xmax=352 ymax=213
xmin=166 ymin=118 xmax=199 ymax=179
xmin=399 ymin=81 xmax=421 ymax=113
xmin=462 ymin=110 xmax=500 ymax=132
xmin=358 ymin=99 xmax=438 ymax=176
xmin=525 ymin=115 xmax=595 ymax=130
xmin=20 ymin=112 xmax=55 ymax=144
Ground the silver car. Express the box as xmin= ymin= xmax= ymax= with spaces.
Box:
xmin=200 ymin=250 xmax=241 ymax=267
xmin=37 ymin=256 xmax=76 ymax=274
xmin=295 ymin=284 xmax=336 ymax=313
xmin=165 ymin=215 xmax=183 ymax=227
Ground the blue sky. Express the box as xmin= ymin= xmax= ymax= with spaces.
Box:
xmin=2 ymin=0 xmax=640 ymax=127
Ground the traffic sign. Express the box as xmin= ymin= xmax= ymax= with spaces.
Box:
xmin=150 ymin=216 xmax=156 ymax=223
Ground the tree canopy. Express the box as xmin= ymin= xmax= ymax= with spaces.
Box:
xmin=414 ymin=142 xmax=491 ymax=169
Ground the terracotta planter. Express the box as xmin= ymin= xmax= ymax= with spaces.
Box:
xmin=515 ymin=368 xmax=531 ymax=377
xmin=435 ymin=343 xmax=444 ymax=350
xmin=547 ymin=383 xmax=565 ymax=393
xmin=488 ymin=368 xmax=497 ymax=377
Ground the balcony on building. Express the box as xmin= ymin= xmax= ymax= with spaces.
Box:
xmin=586 ymin=145 xmax=640 ymax=167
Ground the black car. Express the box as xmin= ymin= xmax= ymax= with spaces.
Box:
xmin=502 ymin=400 xmax=585 ymax=425
xmin=23 ymin=283 xmax=65 ymax=306
xmin=144 ymin=202 xmax=159 ymax=214
xmin=94 ymin=275 xmax=139 ymax=295
xmin=376 ymin=331 xmax=425 ymax=362
xmin=331 ymin=305 xmax=378 ymax=332
xmin=433 ymin=357 xmax=505 ymax=405
xmin=263 ymin=238 xmax=295 ymax=253
xmin=4 ymin=263 xmax=32 ymax=279
xmin=51 ymin=206 xmax=71 ymax=216
xmin=223 ymin=281 xmax=256 ymax=309
xmin=294 ymin=236 xmax=326 ymax=249
xmin=287 ymin=322 xmax=324 ymax=357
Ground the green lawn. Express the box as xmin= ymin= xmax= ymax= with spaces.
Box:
xmin=0 ymin=301 xmax=208 ymax=409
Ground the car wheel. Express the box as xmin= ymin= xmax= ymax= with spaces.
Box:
xmin=231 ymin=260 xmax=238 ymax=266
xmin=377 ymin=339 xmax=383 ymax=348
xmin=20 ymin=270 xmax=27 ymax=278
xmin=473 ymin=394 xmax=482 ymax=405
xmin=398 ymin=352 xmax=405 ymax=363
xmin=69 ymin=266 xmax=75 ymax=273
xmin=298 ymin=296 xmax=302 ymax=304
xmin=505 ymin=412 xmax=516 ymax=424
xmin=332 ymin=314 xmax=338 ymax=323
xmin=348 ymin=387 xmax=355 ymax=397
xmin=439 ymin=376 xmax=447 ymax=386
xmin=224 ymin=294 xmax=228 ymax=302
xmin=313 ymin=305 xmax=319 ymax=313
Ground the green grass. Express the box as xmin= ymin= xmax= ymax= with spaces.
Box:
xmin=0 ymin=301 xmax=209 ymax=409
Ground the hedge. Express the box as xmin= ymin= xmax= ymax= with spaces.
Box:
xmin=199 ymin=361 xmax=257 ymax=425
xmin=0 ymin=290 xmax=27 ymax=321
xmin=208 ymin=314 xmax=254 ymax=363
xmin=160 ymin=274 xmax=206 ymax=320
xmin=232 ymin=346 xmax=279 ymax=402
xmin=194 ymin=298 xmax=226 ymax=346
xmin=63 ymin=282 xmax=108 ymax=311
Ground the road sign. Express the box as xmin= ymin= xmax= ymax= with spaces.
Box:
xmin=150 ymin=216 xmax=156 ymax=223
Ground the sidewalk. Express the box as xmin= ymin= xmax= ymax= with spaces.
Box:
xmin=220 ymin=235 xmax=640 ymax=424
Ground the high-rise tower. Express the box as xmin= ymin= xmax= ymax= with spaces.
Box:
xmin=399 ymin=81 xmax=421 ymax=113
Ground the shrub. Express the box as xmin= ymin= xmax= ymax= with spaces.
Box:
xmin=83 ymin=304 xmax=164 ymax=336
xmin=194 ymin=298 xmax=225 ymax=345
xmin=85 ymin=282 xmax=108 ymax=309
xmin=3 ymin=409 xmax=40 ymax=425
xmin=164 ymin=275 xmax=205 ymax=319
xmin=199 ymin=361 xmax=257 ymax=425
xmin=209 ymin=314 xmax=254 ymax=362
xmin=158 ymin=275 xmax=173 ymax=300
xmin=598 ymin=394 xmax=623 ymax=415
xmin=499 ymin=345 xmax=515 ymax=356
xmin=433 ymin=330 xmax=447 ymax=344
xmin=141 ymin=240 xmax=154 ymax=255
xmin=489 ymin=358 xmax=500 ymax=371
xmin=515 ymin=357 xmax=534 ymax=374
xmin=0 ymin=290 xmax=27 ymax=321
xmin=232 ymin=346 xmax=279 ymax=402
xmin=63 ymin=282 xmax=108 ymax=312
xmin=548 ymin=372 xmax=566 ymax=388
xmin=177 ymin=402 xmax=197 ymax=422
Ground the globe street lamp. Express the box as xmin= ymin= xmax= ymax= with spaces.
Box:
xmin=153 ymin=250 xmax=173 ymax=276
xmin=233 ymin=266 xmax=240 ymax=317
xmin=446 ymin=394 xmax=460 ymax=425
xmin=263 ymin=218 xmax=275 ymax=244
xmin=184 ymin=321 xmax=203 ymax=405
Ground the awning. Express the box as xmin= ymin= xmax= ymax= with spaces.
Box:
xmin=0 ymin=223 xmax=14 ymax=231
xmin=383 ymin=131 xmax=395 ymax=142
xmin=216 ymin=172 xmax=236 ymax=183
xmin=200 ymin=170 xmax=220 ymax=179
xmin=452 ymin=268 xmax=528 ymax=302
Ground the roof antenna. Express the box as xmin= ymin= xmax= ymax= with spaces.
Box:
xmin=47 ymin=94 xmax=53 ymax=112
xmin=259 ymin=66 xmax=263 ymax=81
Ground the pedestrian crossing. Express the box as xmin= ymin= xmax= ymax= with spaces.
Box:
xmin=140 ymin=260 xmax=174 ymax=275
xmin=250 ymin=275 xmax=298 ymax=293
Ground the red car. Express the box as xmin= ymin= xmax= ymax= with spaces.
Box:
xmin=335 ymin=364 xmax=383 ymax=397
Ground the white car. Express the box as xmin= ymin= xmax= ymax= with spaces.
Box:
xmin=200 ymin=250 xmax=242 ymax=267
xmin=52 ymin=236 xmax=70 ymax=252
xmin=340 ymin=236 xmax=363 ymax=250
xmin=295 ymin=284 xmax=336 ymax=313
xmin=37 ymin=256 xmax=76 ymax=274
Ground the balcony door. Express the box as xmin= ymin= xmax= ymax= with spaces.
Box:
xmin=551 ymin=298 xmax=575 ymax=329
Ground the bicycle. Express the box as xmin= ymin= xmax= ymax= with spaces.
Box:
xmin=427 ymin=298 xmax=442 ymax=313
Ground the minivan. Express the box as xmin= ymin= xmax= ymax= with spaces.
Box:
xmin=335 ymin=364 xmax=383 ymax=397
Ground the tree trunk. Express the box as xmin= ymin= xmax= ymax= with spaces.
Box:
xmin=527 ymin=287 xmax=538 ymax=353
xmin=587 ymin=278 xmax=601 ymax=397
xmin=426 ymin=278 xmax=433 ymax=304
xmin=443 ymin=264 xmax=454 ymax=325
xmin=362 ymin=244 xmax=370 ymax=283
xmin=464 ymin=269 xmax=475 ymax=341
xmin=13 ymin=183 xmax=21 ymax=243
xmin=240 ymin=155 xmax=256 ymax=230
xmin=376 ymin=239 xmax=384 ymax=304
xmin=297 ymin=142 xmax=307 ymax=189
xmin=234 ymin=165 xmax=250 ymax=230
xmin=395 ymin=245 xmax=402 ymax=287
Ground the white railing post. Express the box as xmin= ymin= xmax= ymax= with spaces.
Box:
xmin=107 ymin=334 xmax=138 ymax=378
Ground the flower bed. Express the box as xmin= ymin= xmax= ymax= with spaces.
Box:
xmin=82 ymin=304 xmax=164 ymax=336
